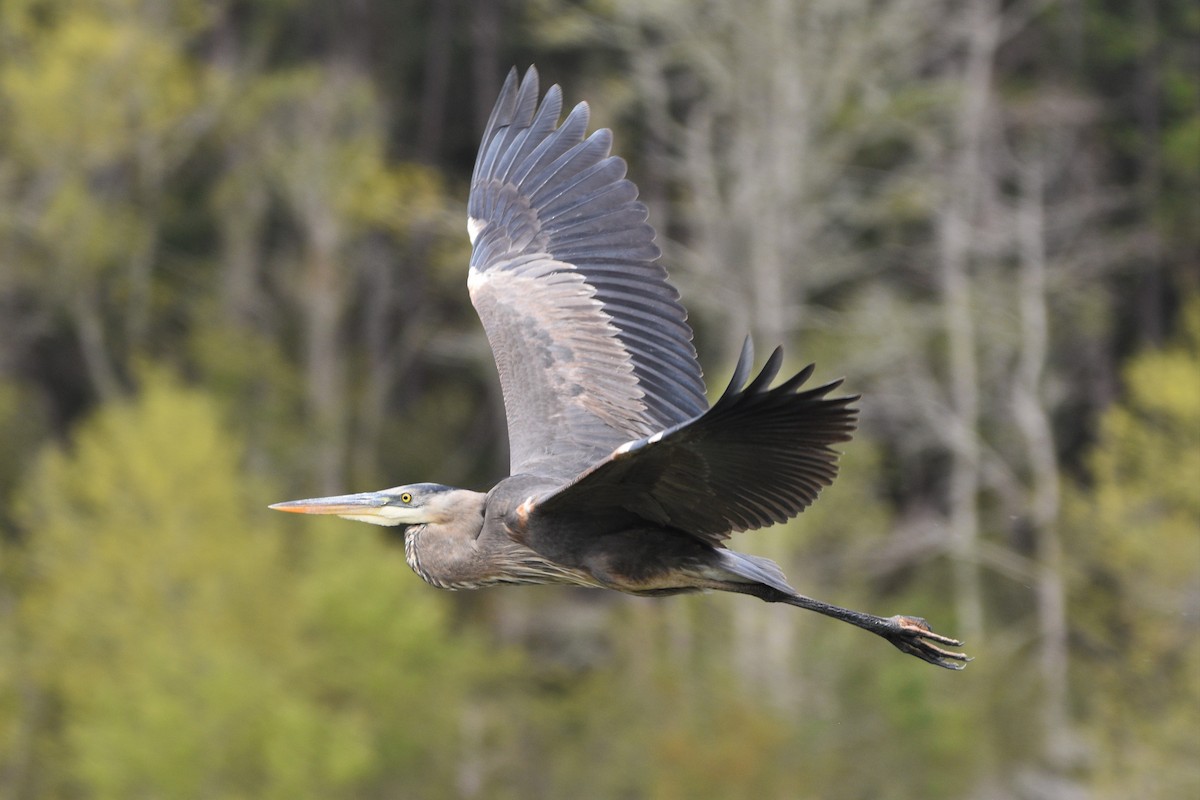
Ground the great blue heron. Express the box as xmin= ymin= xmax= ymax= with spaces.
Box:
xmin=271 ymin=66 xmax=970 ymax=669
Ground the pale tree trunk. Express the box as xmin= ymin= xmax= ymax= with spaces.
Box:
xmin=303 ymin=231 xmax=347 ymax=493
xmin=123 ymin=151 xmax=166 ymax=353
xmin=721 ymin=0 xmax=810 ymax=700
xmin=123 ymin=220 xmax=157 ymax=354
xmin=735 ymin=0 xmax=805 ymax=348
xmin=0 ymin=588 xmax=37 ymax=800
xmin=217 ymin=167 xmax=268 ymax=327
xmin=935 ymin=0 xmax=999 ymax=640
xmin=1132 ymin=0 xmax=1165 ymax=344
xmin=350 ymin=242 xmax=403 ymax=486
xmin=456 ymin=701 xmax=485 ymax=799
xmin=1014 ymin=146 xmax=1079 ymax=784
xmin=737 ymin=536 xmax=801 ymax=711
xmin=125 ymin=95 xmax=213 ymax=353
xmin=417 ymin=0 xmax=456 ymax=164
xmin=470 ymin=0 xmax=503 ymax=133
xmin=210 ymin=18 xmax=266 ymax=330
xmin=680 ymin=104 xmax=752 ymax=342
xmin=70 ymin=286 xmax=123 ymax=402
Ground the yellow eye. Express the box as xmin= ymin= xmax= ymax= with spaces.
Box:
xmin=400 ymin=492 xmax=413 ymax=504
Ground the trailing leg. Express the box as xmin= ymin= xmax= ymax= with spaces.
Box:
xmin=716 ymin=550 xmax=971 ymax=669
xmin=774 ymin=592 xmax=972 ymax=669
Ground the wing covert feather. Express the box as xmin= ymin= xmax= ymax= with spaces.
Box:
xmin=533 ymin=340 xmax=860 ymax=542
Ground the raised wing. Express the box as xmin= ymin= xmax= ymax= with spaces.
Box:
xmin=534 ymin=340 xmax=859 ymax=542
xmin=468 ymin=67 xmax=708 ymax=480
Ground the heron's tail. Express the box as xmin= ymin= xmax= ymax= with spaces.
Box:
xmin=716 ymin=549 xmax=796 ymax=596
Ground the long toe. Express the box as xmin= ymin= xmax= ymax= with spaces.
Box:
xmin=883 ymin=615 xmax=972 ymax=670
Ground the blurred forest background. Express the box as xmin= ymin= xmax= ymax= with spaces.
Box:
xmin=0 ymin=0 xmax=1197 ymax=797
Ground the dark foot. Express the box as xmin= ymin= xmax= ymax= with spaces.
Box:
xmin=880 ymin=615 xmax=972 ymax=670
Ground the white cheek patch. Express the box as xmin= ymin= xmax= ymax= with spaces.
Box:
xmin=380 ymin=505 xmax=429 ymax=523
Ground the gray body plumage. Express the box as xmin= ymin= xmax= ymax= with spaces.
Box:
xmin=271 ymin=67 xmax=971 ymax=669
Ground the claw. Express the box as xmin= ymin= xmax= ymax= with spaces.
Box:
xmin=883 ymin=615 xmax=973 ymax=670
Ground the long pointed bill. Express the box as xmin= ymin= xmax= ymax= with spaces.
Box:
xmin=269 ymin=492 xmax=389 ymax=515
xmin=269 ymin=491 xmax=407 ymax=526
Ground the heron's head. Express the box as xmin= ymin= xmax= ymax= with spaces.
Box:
xmin=269 ymin=483 xmax=469 ymax=527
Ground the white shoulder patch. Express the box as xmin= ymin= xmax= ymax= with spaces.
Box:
xmin=467 ymin=216 xmax=487 ymax=245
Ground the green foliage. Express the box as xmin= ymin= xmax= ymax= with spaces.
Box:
xmin=0 ymin=381 xmax=48 ymax=524
xmin=225 ymin=68 xmax=393 ymax=234
xmin=11 ymin=370 xmax=293 ymax=796
xmin=5 ymin=370 xmax=516 ymax=798
xmin=1085 ymin=0 xmax=1200 ymax=271
xmin=1064 ymin=296 xmax=1200 ymax=798
xmin=2 ymin=13 xmax=202 ymax=169
xmin=186 ymin=324 xmax=308 ymax=476
xmin=1 ymin=8 xmax=211 ymax=274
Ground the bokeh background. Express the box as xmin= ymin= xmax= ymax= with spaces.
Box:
xmin=1 ymin=0 xmax=1197 ymax=797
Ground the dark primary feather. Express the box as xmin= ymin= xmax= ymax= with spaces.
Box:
xmin=467 ymin=66 xmax=708 ymax=480
xmin=534 ymin=339 xmax=859 ymax=543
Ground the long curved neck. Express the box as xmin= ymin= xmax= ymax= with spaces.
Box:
xmin=403 ymin=490 xmax=489 ymax=589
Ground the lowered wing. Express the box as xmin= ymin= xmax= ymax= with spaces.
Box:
xmin=534 ymin=340 xmax=859 ymax=543
xmin=468 ymin=67 xmax=708 ymax=480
